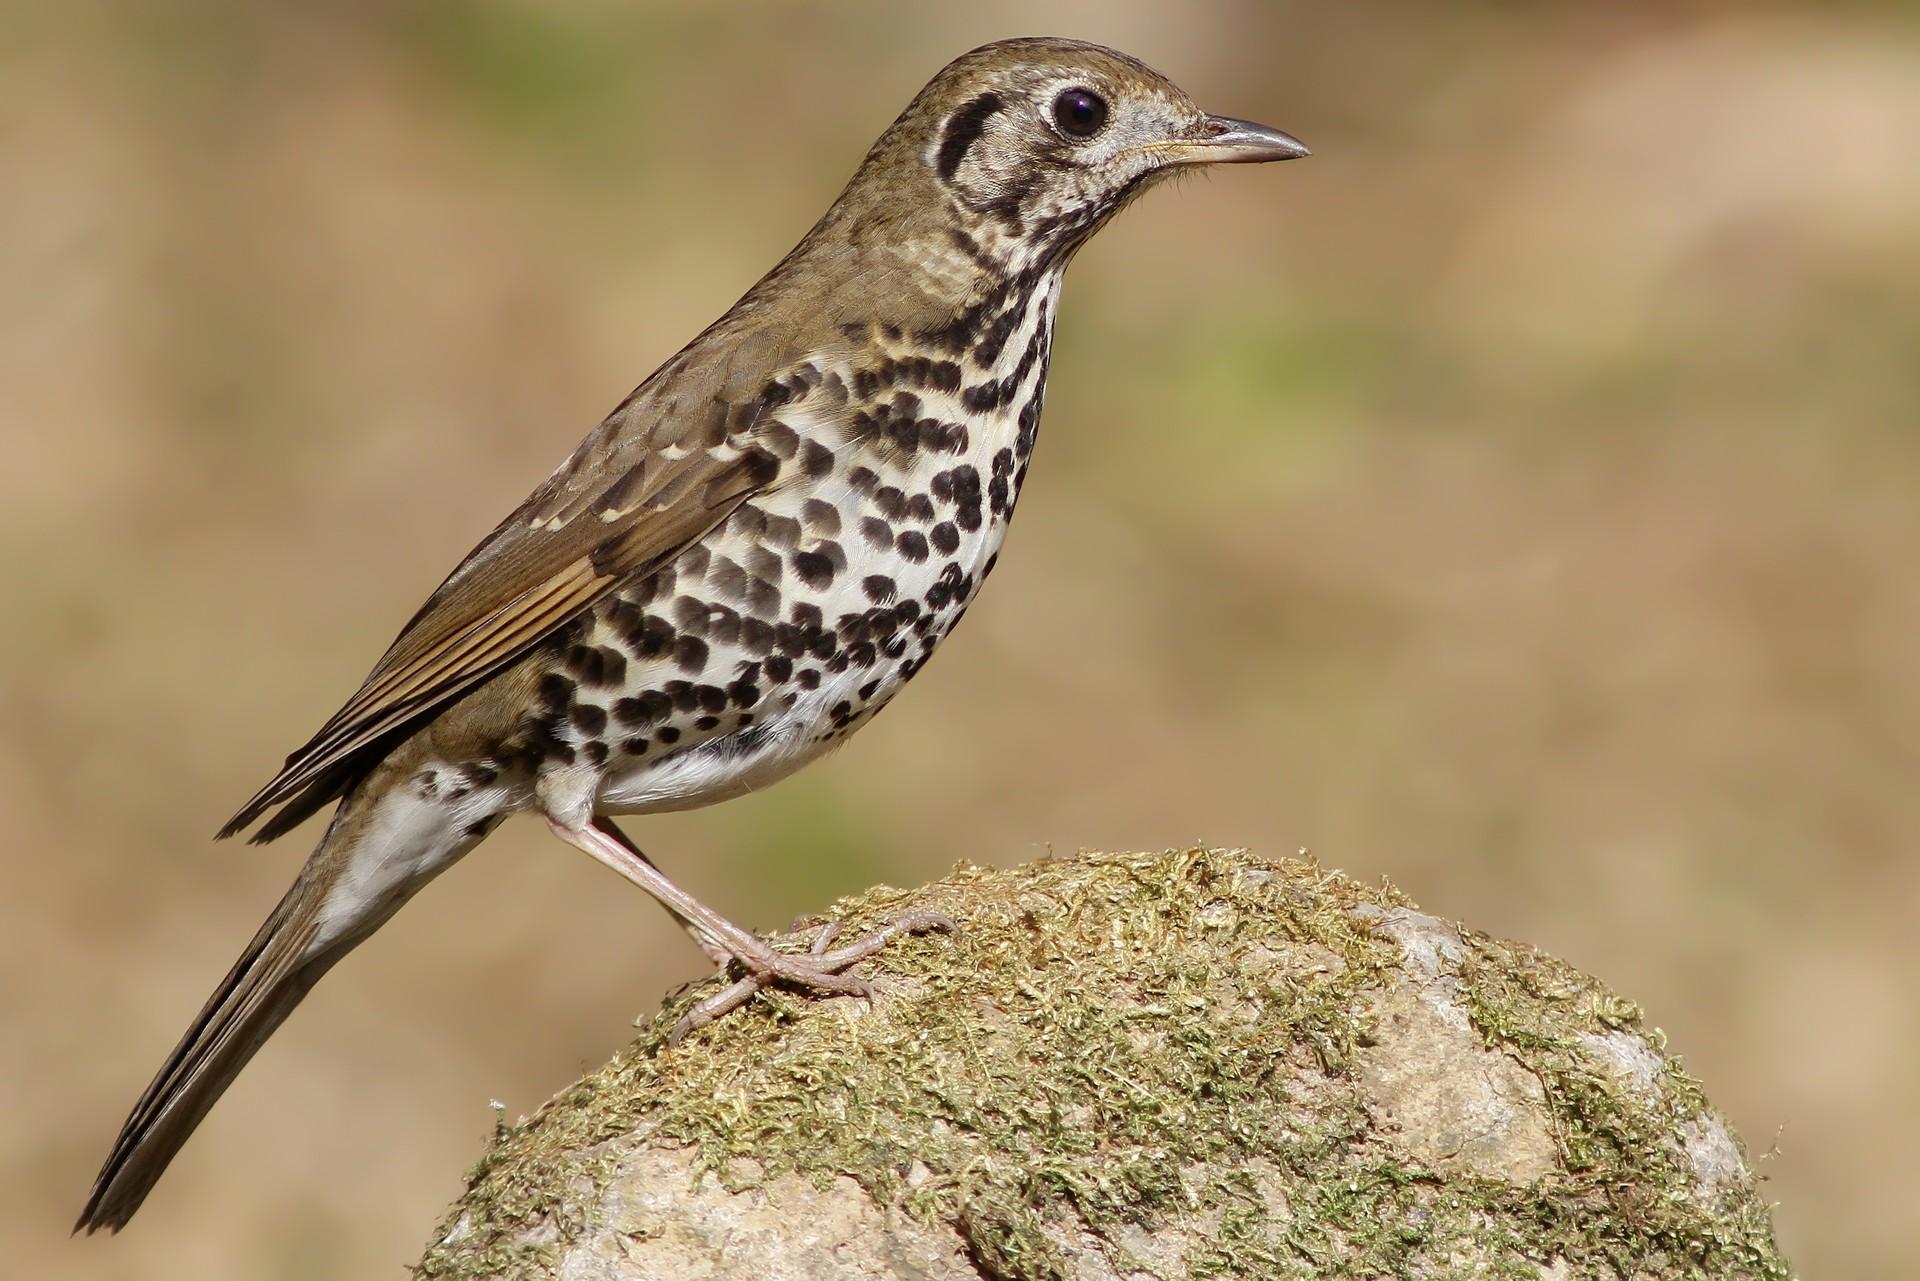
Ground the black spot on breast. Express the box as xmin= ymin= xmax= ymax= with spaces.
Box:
xmin=874 ymin=487 xmax=908 ymax=521
xmin=525 ymin=721 xmax=576 ymax=767
xmin=672 ymin=595 xmax=710 ymax=632
xmin=571 ymin=703 xmax=608 ymax=737
xmin=616 ymin=690 xmax=671 ymax=727
xmin=763 ymin=513 xmax=802 ymax=548
xmin=674 ymin=635 xmax=709 ymax=674
xmin=761 ymin=420 xmax=799 ymax=458
xmin=801 ymin=499 xmax=841 ymax=535
xmin=742 ymin=446 xmax=781 ymax=487
xmin=793 ymin=551 xmax=835 ymax=590
xmin=919 ymin=420 xmax=965 ymax=454
xmin=745 ymin=545 xmax=783 ymax=583
xmin=567 ymin=645 xmax=627 ymax=687
xmin=863 ymin=575 xmax=897 ymax=604
xmin=537 ymin=673 xmax=576 ymax=715
xmin=600 ymin=612 xmax=641 ymax=653
xmin=746 ymin=578 xmax=782 ymax=618
xmin=740 ymin=617 xmax=775 ymax=655
xmin=702 ymin=556 xmax=737 ymax=606
xmin=950 ymin=466 xmax=984 ymax=532
xmin=731 ymin=504 xmax=768 ymax=539
xmin=1017 ymin=389 xmax=1044 ymax=454
xmin=860 ymin=516 xmax=894 ymax=550
xmin=799 ymin=439 xmax=834 ymax=478
xmin=896 ymin=530 xmax=929 ymax=563
xmin=936 ymin=91 xmax=1003 ymax=183
xmin=930 ymin=522 xmax=960 ymax=555
xmin=637 ymin=615 xmax=676 ymax=659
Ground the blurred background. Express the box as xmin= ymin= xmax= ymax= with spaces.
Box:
xmin=4 ymin=1 xmax=1916 ymax=1276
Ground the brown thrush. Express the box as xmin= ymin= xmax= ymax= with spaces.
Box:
xmin=77 ymin=36 xmax=1305 ymax=1232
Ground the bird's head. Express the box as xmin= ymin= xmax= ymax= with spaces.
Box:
xmin=746 ymin=38 xmax=1306 ymax=331
xmin=880 ymin=37 xmax=1307 ymax=268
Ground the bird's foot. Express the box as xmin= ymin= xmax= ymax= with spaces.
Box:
xmin=670 ymin=911 xmax=955 ymax=1043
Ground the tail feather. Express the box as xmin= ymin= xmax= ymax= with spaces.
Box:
xmin=75 ymin=872 xmax=331 ymax=1233
xmin=75 ymin=773 xmax=467 ymax=1233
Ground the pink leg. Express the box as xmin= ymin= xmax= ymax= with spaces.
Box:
xmin=590 ymin=818 xmax=730 ymax=966
xmin=546 ymin=818 xmax=953 ymax=1040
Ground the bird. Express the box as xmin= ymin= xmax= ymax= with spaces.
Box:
xmin=76 ymin=35 xmax=1307 ymax=1232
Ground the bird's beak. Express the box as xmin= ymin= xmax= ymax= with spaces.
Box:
xmin=1167 ymin=115 xmax=1311 ymax=166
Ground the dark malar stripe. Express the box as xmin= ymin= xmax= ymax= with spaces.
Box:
xmin=936 ymin=92 xmax=1003 ymax=182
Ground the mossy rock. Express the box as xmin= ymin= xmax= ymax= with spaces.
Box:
xmin=415 ymin=848 xmax=1792 ymax=1280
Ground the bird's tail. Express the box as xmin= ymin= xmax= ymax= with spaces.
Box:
xmin=75 ymin=775 xmax=462 ymax=1232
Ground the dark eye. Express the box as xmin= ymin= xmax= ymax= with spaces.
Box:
xmin=1051 ymin=87 xmax=1108 ymax=139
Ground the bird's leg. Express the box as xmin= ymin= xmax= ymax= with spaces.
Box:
xmin=547 ymin=818 xmax=954 ymax=1040
xmin=589 ymin=817 xmax=730 ymax=966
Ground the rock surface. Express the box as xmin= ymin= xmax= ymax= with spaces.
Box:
xmin=415 ymin=848 xmax=1792 ymax=1280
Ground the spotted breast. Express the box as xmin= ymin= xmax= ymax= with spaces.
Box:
xmin=525 ymin=268 xmax=1060 ymax=828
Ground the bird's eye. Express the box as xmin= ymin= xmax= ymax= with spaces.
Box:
xmin=1051 ymin=88 xmax=1108 ymax=139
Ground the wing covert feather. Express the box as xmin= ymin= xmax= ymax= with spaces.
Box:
xmin=220 ymin=346 xmax=794 ymax=841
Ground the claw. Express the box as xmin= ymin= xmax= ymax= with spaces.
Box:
xmin=666 ymin=910 xmax=955 ymax=1044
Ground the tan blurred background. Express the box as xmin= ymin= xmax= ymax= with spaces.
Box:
xmin=4 ymin=1 xmax=1916 ymax=1276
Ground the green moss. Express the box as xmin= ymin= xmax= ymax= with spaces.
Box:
xmin=415 ymin=848 xmax=1791 ymax=1280
xmin=1448 ymin=931 xmax=1785 ymax=1278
